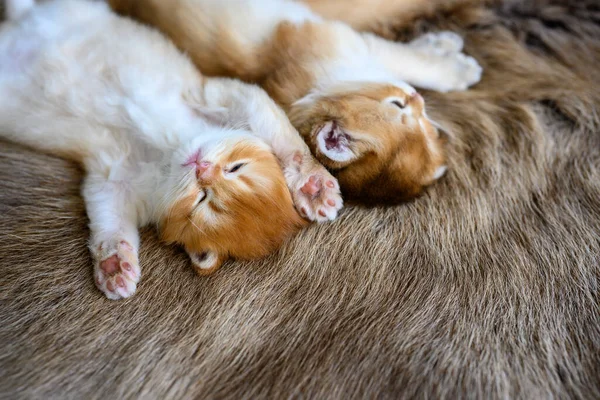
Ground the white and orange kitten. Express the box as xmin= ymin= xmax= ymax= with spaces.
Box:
xmin=110 ymin=0 xmax=483 ymax=204
xmin=0 ymin=0 xmax=342 ymax=300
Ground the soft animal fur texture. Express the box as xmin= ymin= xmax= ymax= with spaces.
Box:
xmin=301 ymin=0 xmax=482 ymax=32
xmin=1 ymin=0 xmax=600 ymax=398
xmin=0 ymin=0 xmax=342 ymax=300
xmin=108 ymin=0 xmax=483 ymax=204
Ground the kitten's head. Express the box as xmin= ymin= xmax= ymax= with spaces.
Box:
xmin=158 ymin=130 xmax=305 ymax=275
xmin=289 ymin=82 xmax=447 ymax=205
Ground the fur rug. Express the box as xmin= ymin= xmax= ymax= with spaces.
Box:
xmin=1 ymin=0 xmax=599 ymax=398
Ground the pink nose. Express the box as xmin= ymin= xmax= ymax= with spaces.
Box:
xmin=196 ymin=161 xmax=214 ymax=180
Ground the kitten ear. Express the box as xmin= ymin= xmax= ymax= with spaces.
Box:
xmin=187 ymin=249 xmax=224 ymax=276
xmin=315 ymin=122 xmax=355 ymax=163
xmin=428 ymin=120 xmax=449 ymax=181
xmin=433 ymin=165 xmax=448 ymax=180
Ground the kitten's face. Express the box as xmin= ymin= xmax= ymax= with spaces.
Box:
xmin=159 ymin=131 xmax=305 ymax=274
xmin=290 ymin=83 xmax=447 ymax=204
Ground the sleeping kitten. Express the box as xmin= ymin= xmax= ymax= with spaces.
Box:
xmin=0 ymin=0 xmax=342 ymax=300
xmin=109 ymin=0 xmax=482 ymax=204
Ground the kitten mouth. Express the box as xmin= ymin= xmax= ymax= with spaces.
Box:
xmin=183 ymin=148 xmax=202 ymax=167
xmin=316 ymin=121 xmax=350 ymax=152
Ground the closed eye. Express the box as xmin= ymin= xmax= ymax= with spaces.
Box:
xmin=391 ymin=100 xmax=405 ymax=109
xmin=227 ymin=163 xmax=245 ymax=174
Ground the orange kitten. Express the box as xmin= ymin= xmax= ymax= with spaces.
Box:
xmin=109 ymin=0 xmax=482 ymax=204
xmin=0 ymin=0 xmax=342 ymax=299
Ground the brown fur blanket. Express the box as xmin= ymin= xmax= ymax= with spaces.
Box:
xmin=1 ymin=0 xmax=599 ymax=398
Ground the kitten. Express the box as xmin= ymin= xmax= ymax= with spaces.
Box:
xmin=108 ymin=0 xmax=483 ymax=204
xmin=0 ymin=0 xmax=342 ymax=300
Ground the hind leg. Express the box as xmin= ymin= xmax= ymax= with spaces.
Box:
xmin=364 ymin=31 xmax=482 ymax=92
xmin=409 ymin=31 xmax=464 ymax=55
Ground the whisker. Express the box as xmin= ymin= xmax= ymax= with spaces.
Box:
xmin=188 ymin=217 xmax=204 ymax=233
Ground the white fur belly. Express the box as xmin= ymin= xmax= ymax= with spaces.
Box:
xmin=0 ymin=0 xmax=109 ymax=75
xmin=0 ymin=0 xmax=198 ymax=163
xmin=0 ymin=37 xmax=40 ymax=76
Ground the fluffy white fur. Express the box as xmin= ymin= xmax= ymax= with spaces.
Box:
xmin=0 ymin=0 xmax=342 ymax=300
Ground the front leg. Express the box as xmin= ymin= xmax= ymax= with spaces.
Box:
xmin=363 ymin=31 xmax=482 ymax=92
xmin=201 ymin=78 xmax=343 ymax=222
xmin=83 ymin=174 xmax=141 ymax=300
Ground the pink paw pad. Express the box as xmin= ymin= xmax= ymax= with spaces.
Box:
xmin=100 ymin=255 xmax=119 ymax=274
xmin=301 ymin=176 xmax=322 ymax=196
xmin=287 ymin=158 xmax=343 ymax=223
xmin=115 ymin=276 xmax=126 ymax=288
xmin=95 ymin=240 xmax=139 ymax=300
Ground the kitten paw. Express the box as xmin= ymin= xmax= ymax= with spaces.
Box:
xmin=286 ymin=154 xmax=343 ymax=222
xmin=409 ymin=31 xmax=482 ymax=91
xmin=410 ymin=31 xmax=464 ymax=55
xmin=440 ymin=52 xmax=482 ymax=92
xmin=93 ymin=239 xmax=140 ymax=300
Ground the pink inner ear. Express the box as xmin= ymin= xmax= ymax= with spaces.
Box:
xmin=193 ymin=252 xmax=209 ymax=263
xmin=325 ymin=130 xmax=342 ymax=151
xmin=319 ymin=122 xmax=350 ymax=153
